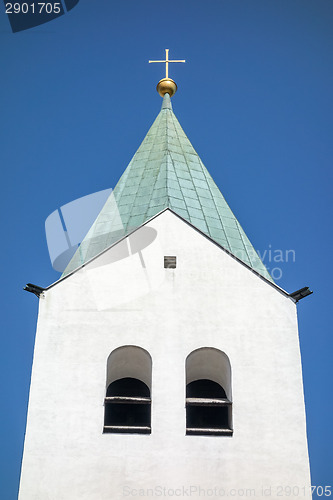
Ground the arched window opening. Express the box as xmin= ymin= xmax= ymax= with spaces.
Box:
xmin=186 ymin=348 xmax=232 ymax=436
xmin=104 ymin=346 xmax=152 ymax=434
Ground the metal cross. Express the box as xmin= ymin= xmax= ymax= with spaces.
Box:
xmin=149 ymin=49 xmax=185 ymax=79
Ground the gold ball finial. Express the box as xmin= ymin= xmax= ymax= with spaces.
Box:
xmin=156 ymin=78 xmax=177 ymax=97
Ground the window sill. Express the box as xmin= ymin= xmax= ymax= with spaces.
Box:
xmin=104 ymin=397 xmax=151 ymax=404
xmin=186 ymin=427 xmax=233 ymax=436
xmin=103 ymin=425 xmax=151 ymax=434
xmin=186 ymin=397 xmax=231 ymax=406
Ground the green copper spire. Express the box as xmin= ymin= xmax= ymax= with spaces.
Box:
xmin=62 ymin=93 xmax=273 ymax=282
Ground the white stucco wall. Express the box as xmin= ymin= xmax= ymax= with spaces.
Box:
xmin=19 ymin=210 xmax=312 ymax=499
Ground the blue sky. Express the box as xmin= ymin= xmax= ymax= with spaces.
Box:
xmin=1 ymin=1 xmax=332 ymax=498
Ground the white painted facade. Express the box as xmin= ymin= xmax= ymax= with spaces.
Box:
xmin=19 ymin=210 xmax=312 ymax=499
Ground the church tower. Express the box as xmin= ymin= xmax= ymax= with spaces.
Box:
xmin=20 ymin=53 xmax=312 ymax=499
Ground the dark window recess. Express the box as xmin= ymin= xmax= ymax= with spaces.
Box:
xmin=106 ymin=377 xmax=150 ymax=398
xmin=186 ymin=379 xmax=232 ymax=436
xmin=187 ymin=379 xmax=227 ymax=399
xmin=164 ymin=256 xmax=177 ymax=269
xmin=104 ymin=377 xmax=151 ymax=434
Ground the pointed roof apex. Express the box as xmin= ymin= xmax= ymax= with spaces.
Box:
xmin=161 ymin=92 xmax=172 ymax=110
xmin=62 ymin=91 xmax=273 ymax=283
